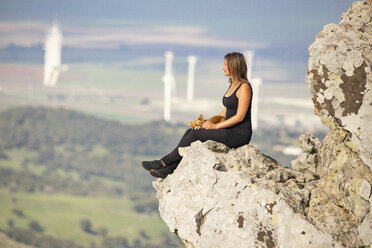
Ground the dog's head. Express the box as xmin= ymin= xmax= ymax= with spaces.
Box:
xmin=187 ymin=114 xmax=204 ymax=130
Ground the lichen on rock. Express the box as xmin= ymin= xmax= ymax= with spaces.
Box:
xmin=306 ymin=0 xmax=372 ymax=171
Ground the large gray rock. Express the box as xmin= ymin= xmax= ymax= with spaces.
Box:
xmin=153 ymin=141 xmax=340 ymax=248
xmin=153 ymin=1 xmax=372 ymax=247
xmin=306 ymin=0 xmax=372 ymax=171
xmin=302 ymin=2 xmax=372 ymax=245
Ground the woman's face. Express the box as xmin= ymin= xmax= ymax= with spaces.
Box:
xmin=222 ymin=59 xmax=230 ymax=76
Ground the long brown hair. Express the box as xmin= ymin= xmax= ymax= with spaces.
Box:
xmin=224 ymin=52 xmax=249 ymax=85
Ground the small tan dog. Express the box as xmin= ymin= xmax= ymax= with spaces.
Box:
xmin=187 ymin=114 xmax=225 ymax=130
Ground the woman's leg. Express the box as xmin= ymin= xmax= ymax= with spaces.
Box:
xmin=161 ymin=128 xmax=228 ymax=165
xmin=226 ymin=130 xmax=252 ymax=149
xmin=143 ymin=129 xmax=195 ymax=171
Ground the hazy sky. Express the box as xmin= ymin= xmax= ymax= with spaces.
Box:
xmin=0 ymin=0 xmax=355 ymax=44
xmin=0 ymin=0 xmax=357 ymax=84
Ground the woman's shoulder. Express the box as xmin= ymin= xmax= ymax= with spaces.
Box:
xmin=236 ymin=82 xmax=252 ymax=99
xmin=238 ymin=82 xmax=251 ymax=92
xmin=240 ymin=82 xmax=251 ymax=87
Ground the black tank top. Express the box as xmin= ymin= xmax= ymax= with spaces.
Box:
xmin=222 ymin=82 xmax=253 ymax=137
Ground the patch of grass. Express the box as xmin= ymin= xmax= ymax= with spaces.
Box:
xmin=0 ymin=149 xmax=37 ymax=171
xmin=0 ymin=188 xmax=171 ymax=247
xmin=0 ymin=232 xmax=35 ymax=248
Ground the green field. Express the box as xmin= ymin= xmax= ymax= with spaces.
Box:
xmin=0 ymin=232 xmax=35 ymax=248
xmin=0 ymin=188 xmax=176 ymax=247
xmin=0 ymin=107 xmax=189 ymax=247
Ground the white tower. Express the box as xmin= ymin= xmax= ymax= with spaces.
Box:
xmin=162 ymin=51 xmax=174 ymax=121
xmin=43 ymin=23 xmax=67 ymax=87
xmin=244 ymin=50 xmax=261 ymax=131
xmin=245 ymin=50 xmax=254 ymax=81
xmin=251 ymin=78 xmax=262 ymax=131
xmin=186 ymin=55 xmax=197 ymax=102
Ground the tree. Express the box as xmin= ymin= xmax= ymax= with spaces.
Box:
xmin=29 ymin=220 xmax=43 ymax=232
xmin=12 ymin=208 xmax=24 ymax=217
xmin=79 ymin=218 xmax=94 ymax=234
xmin=139 ymin=230 xmax=149 ymax=240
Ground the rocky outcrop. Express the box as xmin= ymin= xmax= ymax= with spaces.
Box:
xmin=154 ymin=141 xmax=341 ymax=248
xmin=306 ymin=0 xmax=372 ymax=171
xmin=292 ymin=131 xmax=372 ymax=246
xmin=153 ymin=1 xmax=372 ymax=247
xmin=303 ymin=1 xmax=372 ymax=245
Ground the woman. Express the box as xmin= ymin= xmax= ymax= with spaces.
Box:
xmin=142 ymin=52 xmax=253 ymax=178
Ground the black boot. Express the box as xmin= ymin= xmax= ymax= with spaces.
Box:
xmin=142 ymin=160 xmax=164 ymax=171
xmin=150 ymin=162 xmax=179 ymax=178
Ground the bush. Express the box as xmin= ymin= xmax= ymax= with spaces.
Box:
xmin=139 ymin=230 xmax=149 ymax=240
xmin=7 ymin=219 xmax=14 ymax=228
xmin=12 ymin=208 xmax=24 ymax=217
xmin=4 ymin=228 xmax=83 ymax=248
xmin=100 ymin=236 xmax=129 ymax=248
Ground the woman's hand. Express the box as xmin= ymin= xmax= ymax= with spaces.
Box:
xmin=202 ymin=120 xmax=216 ymax=129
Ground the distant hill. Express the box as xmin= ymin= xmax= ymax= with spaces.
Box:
xmin=0 ymin=106 xmax=185 ymax=247
xmin=0 ymin=106 xmax=187 ymax=202
xmin=0 ymin=106 xmax=186 ymax=156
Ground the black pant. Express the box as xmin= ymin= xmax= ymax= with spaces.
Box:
xmin=161 ymin=128 xmax=251 ymax=166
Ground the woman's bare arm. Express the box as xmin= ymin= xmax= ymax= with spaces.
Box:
xmin=214 ymin=83 xmax=251 ymax=129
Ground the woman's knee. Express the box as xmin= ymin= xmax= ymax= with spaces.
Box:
xmin=190 ymin=128 xmax=204 ymax=137
xmin=187 ymin=128 xmax=220 ymax=142
xmin=184 ymin=128 xmax=193 ymax=137
xmin=182 ymin=129 xmax=201 ymax=143
xmin=189 ymin=129 xmax=213 ymax=142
